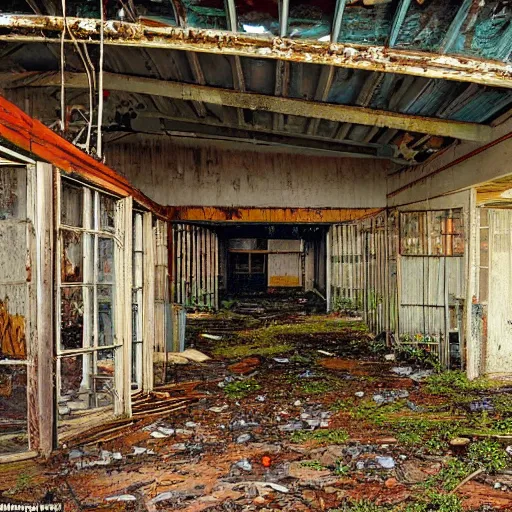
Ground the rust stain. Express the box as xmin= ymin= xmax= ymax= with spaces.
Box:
xmin=170 ymin=206 xmax=382 ymax=223
xmin=0 ymin=298 xmax=26 ymax=359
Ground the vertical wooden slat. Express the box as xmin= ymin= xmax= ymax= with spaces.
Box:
xmin=214 ymin=232 xmax=219 ymax=310
xmin=142 ymin=213 xmax=155 ymax=392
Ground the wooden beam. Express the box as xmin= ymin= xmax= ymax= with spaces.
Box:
xmin=225 ymin=0 xmax=237 ymax=32
xmin=7 ymin=71 xmax=493 ymax=141
xmin=137 ymin=110 xmax=401 ymax=159
xmin=0 ymin=92 xmax=168 ymax=218
xmin=158 ymin=118 xmax=399 ymax=158
xmin=306 ymin=65 xmax=335 ymax=135
xmin=169 ymin=206 xmax=382 ymax=223
xmin=388 ymin=0 xmax=412 ymax=48
xmin=0 ymin=16 xmax=510 ymax=88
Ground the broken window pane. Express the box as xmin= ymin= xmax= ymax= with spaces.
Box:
xmin=59 ymin=354 xmax=94 ymax=416
xmin=98 ymin=286 xmax=114 ymax=347
xmin=0 ymin=365 xmax=28 ymax=455
xmin=61 ymin=182 xmax=83 ymax=228
xmin=98 ymin=237 xmax=114 ymax=283
xmin=233 ymin=253 xmax=250 ymax=273
xmin=0 ymin=167 xmax=26 ymax=220
xmin=251 ymin=253 xmax=266 ymax=273
xmin=61 ymin=231 xmax=83 ymax=283
xmin=95 ymin=349 xmax=115 ymax=408
xmin=99 ymin=194 xmax=116 ymax=233
xmin=61 ymin=287 xmax=84 ymax=351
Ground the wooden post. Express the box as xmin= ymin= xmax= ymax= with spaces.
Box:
xmin=142 ymin=213 xmax=155 ymax=392
xmin=35 ymin=162 xmax=54 ymax=457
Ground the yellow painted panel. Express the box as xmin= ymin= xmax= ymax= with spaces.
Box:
xmin=269 ymin=275 xmax=300 ymax=287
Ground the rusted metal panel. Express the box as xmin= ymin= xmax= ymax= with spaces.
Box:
xmin=171 ymin=206 xmax=382 ymax=223
xmin=0 ymin=16 xmax=510 ymax=88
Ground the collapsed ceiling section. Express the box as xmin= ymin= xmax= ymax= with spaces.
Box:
xmin=0 ymin=0 xmax=510 ymax=164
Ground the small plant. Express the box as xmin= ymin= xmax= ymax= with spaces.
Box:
xmin=300 ymin=380 xmax=332 ymax=394
xmin=334 ymin=460 xmax=351 ymax=476
xmin=425 ymin=458 xmax=471 ymax=491
xmin=290 ymin=428 xmax=349 ymax=444
xmin=467 ymin=439 xmax=509 ymax=473
xmin=425 ymin=370 xmax=493 ymax=396
xmin=223 ymin=378 xmax=261 ymax=399
xmin=300 ymin=460 xmax=325 ymax=471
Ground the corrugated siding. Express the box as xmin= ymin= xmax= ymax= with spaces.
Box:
xmin=486 ymin=209 xmax=512 ymax=375
xmin=172 ymin=224 xmax=218 ymax=309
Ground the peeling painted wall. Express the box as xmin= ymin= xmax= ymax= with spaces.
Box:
xmin=105 ymin=136 xmax=390 ymax=209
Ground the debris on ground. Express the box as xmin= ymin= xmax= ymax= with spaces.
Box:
xmin=3 ymin=295 xmax=512 ymax=511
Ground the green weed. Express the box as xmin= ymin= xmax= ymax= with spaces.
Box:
xmin=467 ymin=439 xmax=509 ymax=473
xmin=290 ymin=428 xmax=349 ymax=445
xmin=300 ymin=460 xmax=326 ymax=470
xmin=223 ymin=378 xmax=261 ymax=399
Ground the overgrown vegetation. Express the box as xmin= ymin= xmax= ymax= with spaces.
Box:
xmin=212 ymin=316 xmax=368 ymax=358
xmin=223 ymin=378 xmax=261 ymax=399
xmin=424 ymin=371 xmax=496 ymax=396
xmin=290 ymin=428 xmax=349 ymax=445
xmin=329 ymin=492 xmax=464 ymax=512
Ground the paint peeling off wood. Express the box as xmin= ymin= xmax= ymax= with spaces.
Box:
xmin=0 ymin=15 xmax=510 ymax=88
xmin=0 ymin=299 xmax=26 ymax=359
xmin=170 ymin=206 xmax=382 ymax=223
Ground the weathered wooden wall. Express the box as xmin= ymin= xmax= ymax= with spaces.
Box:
xmin=172 ymin=224 xmax=218 ymax=310
xmin=106 ymin=136 xmax=389 ymax=209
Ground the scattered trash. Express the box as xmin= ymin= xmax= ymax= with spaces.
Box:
xmin=279 ymin=421 xmax=304 ymax=432
xmin=318 ymin=350 xmax=335 ymax=356
xmin=105 ymin=495 xmax=136 ymax=502
xmin=384 ymin=354 xmax=396 ymax=361
xmin=236 ymin=433 xmax=252 ymax=444
xmin=68 ymin=449 xmax=83 ymax=460
xmin=409 ymin=370 xmax=434 ymax=382
xmin=299 ymin=370 xmax=315 ymax=378
xmin=406 ymin=401 xmax=425 ymax=412
xmin=273 ymin=358 xmax=289 ymax=363
xmin=355 ymin=391 xmax=365 ymax=398
xmin=373 ymin=390 xmax=409 ymax=404
xmin=392 ymin=366 xmax=413 ymax=376
xmin=200 ymin=333 xmax=222 ymax=341
xmin=234 ymin=459 xmax=253 ymax=472
xmin=231 ymin=419 xmax=260 ymax=430
xmin=376 ymin=456 xmax=396 ymax=469
xmin=185 ymin=421 xmax=198 ymax=428
xmin=294 ymin=400 xmax=302 ymax=406
xmin=262 ymin=455 xmax=272 ymax=467
xmin=151 ymin=430 xmax=169 ymax=439
xmin=256 ymin=395 xmax=266 ymax=402
xmin=470 ymin=398 xmax=494 ymax=412
xmin=506 ymin=446 xmax=512 ymax=457
xmin=132 ymin=446 xmax=155 ymax=455
xmin=209 ymin=405 xmax=229 ymax=413
xmin=450 ymin=437 xmax=471 ymax=447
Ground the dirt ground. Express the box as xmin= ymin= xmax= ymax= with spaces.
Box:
xmin=2 ymin=294 xmax=512 ymax=511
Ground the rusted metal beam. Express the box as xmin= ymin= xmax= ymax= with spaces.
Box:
xmin=169 ymin=206 xmax=382 ymax=223
xmin=0 ymin=15 xmax=510 ymax=88
xmin=5 ymin=70 xmax=493 ymax=141
xmin=0 ymin=93 xmax=167 ymax=218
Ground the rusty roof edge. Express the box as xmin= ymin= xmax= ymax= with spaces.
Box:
xmin=0 ymin=15 xmax=511 ymax=89
xmin=0 ymin=92 xmax=168 ymax=219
